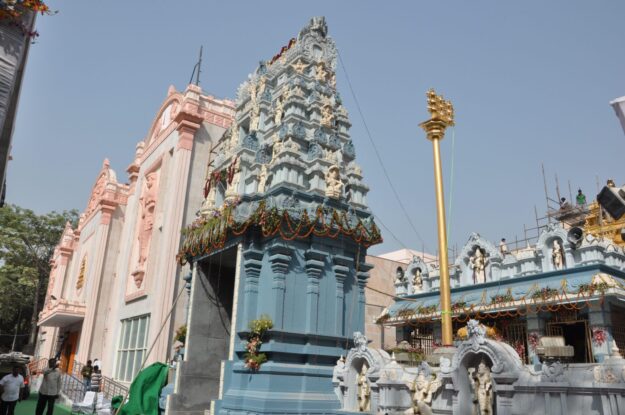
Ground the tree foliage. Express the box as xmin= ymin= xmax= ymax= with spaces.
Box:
xmin=0 ymin=204 xmax=78 ymax=352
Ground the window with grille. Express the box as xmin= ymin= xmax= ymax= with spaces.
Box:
xmin=115 ymin=315 xmax=150 ymax=382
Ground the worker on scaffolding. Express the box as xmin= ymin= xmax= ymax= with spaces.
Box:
xmin=576 ymin=189 xmax=587 ymax=207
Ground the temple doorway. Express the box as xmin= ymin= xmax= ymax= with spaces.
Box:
xmin=176 ymin=245 xmax=237 ymax=407
xmin=546 ymin=320 xmax=592 ymax=363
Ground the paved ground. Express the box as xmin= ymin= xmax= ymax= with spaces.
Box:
xmin=13 ymin=393 xmax=71 ymax=415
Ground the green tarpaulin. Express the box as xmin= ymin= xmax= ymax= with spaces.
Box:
xmin=118 ymin=362 xmax=169 ymax=415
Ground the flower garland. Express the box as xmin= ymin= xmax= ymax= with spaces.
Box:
xmin=592 ymin=327 xmax=607 ymax=346
xmin=0 ymin=0 xmax=54 ymax=38
xmin=244 ymin=315 xmax=273 ymax=371
xmin=530 ymin=287 xmax=559 ymax=300
xmin=203 ymin=157 xmax=238 ymax=198
xmin=177 ymin=200 xmax=382 ymax=265
xmin=384 ymin=275 xmax=623 ymax=326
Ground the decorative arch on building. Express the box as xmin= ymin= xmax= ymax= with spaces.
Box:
xmin=144 ymin=90 xmax=183 ymax=148
xmin=337 ymin=333 xmax=390 ymax=413
xmin=535 ymin=223 xmax=573 ymax=271
xmin=455 ymin=233 xmax=502 ymax=284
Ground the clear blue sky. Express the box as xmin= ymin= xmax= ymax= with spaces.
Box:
xmin=6 ymin=1 xmax=625 ymax=256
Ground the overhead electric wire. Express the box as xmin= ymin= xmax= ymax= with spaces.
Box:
xmin=337 ymin=51 xmax=427 ymax=252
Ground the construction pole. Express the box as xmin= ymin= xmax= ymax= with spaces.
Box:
xmin=420 ymin=89 xmax=455 ymax=346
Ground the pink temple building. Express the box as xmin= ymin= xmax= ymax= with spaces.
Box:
xmin=36 ymin=84 xmax=235 ymax=381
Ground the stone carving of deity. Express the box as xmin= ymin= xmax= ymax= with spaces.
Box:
xmin=325 ymin=165 xmax=343 ymax=199
xmin=272 ymin=134 xmax=283 ymax=159
xmin=411 ymin=372 xmax=442 ymax=415
xmin=249 ymin=106 xmax=260 ymax=132
xmin=325 ymin=149 xmax=339 ymax=165
xmin=257 ymin=164 xmax=268 ymax=193
xmin=321 ymin=105 xmax=335 ymax=128
xmin=394 ymin=267 xmax=405 ymax=285
xmin=413 ymin=268 xmax=423 ymax=292
xmin=469 ymin=248 xmax=488 ymax=284
xmin=226 ymin=161 xmax=241 ymax=199
xmin=274 ymin=97 xmax=284 ymax=125
xmin=227 ymin=123 xmax=239 ymax=153
xmin=552 ymin=239 xmax=564 ymax=270
xmin=468 ymin=361 xmax=493 ymax=415
xmin=200 ymin=184 xmax=217 ymax=216
xmin=249 ymin=81 xmax=258 ymax=106
xmin=257 ymin=76 xmax=266 ymax=97
xmin=315 ymin=62 xmax=327 ymax=83
xmin=357 ymin=365 xmax=370 ymax=412
xmin=133 ymin=172 xmax=158 ymax=287
xmin=329 ymin=73 xmax=337 ymax=89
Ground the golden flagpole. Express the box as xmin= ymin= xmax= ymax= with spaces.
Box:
xmin=419 ymin=89 xmax=455 ymax=346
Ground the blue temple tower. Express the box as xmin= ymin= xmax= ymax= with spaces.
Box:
xmin=167 ymin=17 xmax=381 ymax=414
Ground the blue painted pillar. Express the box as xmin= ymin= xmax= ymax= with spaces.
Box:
xmin=305 ymin=249 xmax=325 ymax=332
xmin=356 ymin=262 xmax=373 ymax=334
xmin=333 ymin=255 xmax=353 ymax=337
xmin=268 ymin=244 xmax=293 ymax=329
xmin=242 ymin=248 xmax=264 ymax=322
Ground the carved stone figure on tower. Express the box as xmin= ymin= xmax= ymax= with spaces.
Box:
xmin=469 ymin=248 xmax=487 ymax=284
xmin=274 ymin=97 xmax=284 ymax=125
xmin=249 ymin=106 xmax=260 ymax=132
xmin=316 ymin=62 xmax=327 ymax=83
xmin=357 ymin=364 xmax=371 ymax=412
xmin=552 ymin=239 xmax=564 ymax=270
xmin=291 ymin=59 xmax=308 ymax=74
xmin=257 ymin=164 xmax=268 ymax=193
xmin=272 ymin=134 xmax=283 ymax=159
xmin=468 ymin=361 xmax=493 ymax=415
xmin=413 ymin=267 xmax=423 ymax=292
xmin=395 ymin=267 xmax=405 ymax=284
xmin=200 ymin=184 xmax=217 ymax=216
xmin=226 ymin=159 xmax=241 ymax=199
xmin=329 ymin=73 xmax=337 ymax=89
xmin=321 ymin=105 xmax=335 ymax=128
xmin=227 ymin=122 xmax=239 ymax=153
xmin=325 ymin=165 xmax=343 ymax=199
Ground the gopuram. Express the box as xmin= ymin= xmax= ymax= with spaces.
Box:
xmin=167 ymin=17 xmax=382 ymax=415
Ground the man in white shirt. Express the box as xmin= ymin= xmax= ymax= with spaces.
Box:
xmin=36 ymin=359 xmax=62 ymax=415
xmin=0 ymin=366 xmax=24 ymax=415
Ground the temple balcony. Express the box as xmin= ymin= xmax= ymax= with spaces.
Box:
xmin=38 ymin=298 xmax=86 ymax=327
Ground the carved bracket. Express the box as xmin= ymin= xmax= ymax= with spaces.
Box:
xmin=305 ymin=249 xmax=326 ymax=279
xmin=243 ymin=248 xmax=264 ymax=293
xmin=333 ymin=254 xmax=353 ymax=282
xmin=268 ymin=245 xmax=294 ymax=274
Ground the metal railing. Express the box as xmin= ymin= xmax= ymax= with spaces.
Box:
xmin=72 ymin=359 xmax=128 ymax=400
xmin=101 ymin=377 xmax=128 ymax=400
xmin=60 ymin=372 xmax=86 ymax=403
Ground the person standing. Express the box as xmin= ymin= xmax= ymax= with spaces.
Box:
xmin=92 ymin=358 xmax=101 ymax=372
xmin=81 ymin=360 xmax=93 ymax=390
xmin=90 ymin=367 xmax=102 ymax=392
xmin=36 ymin=359 xmax=62 ymax=415
xmin=0 ymin=366 xmax=24 ymax=415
